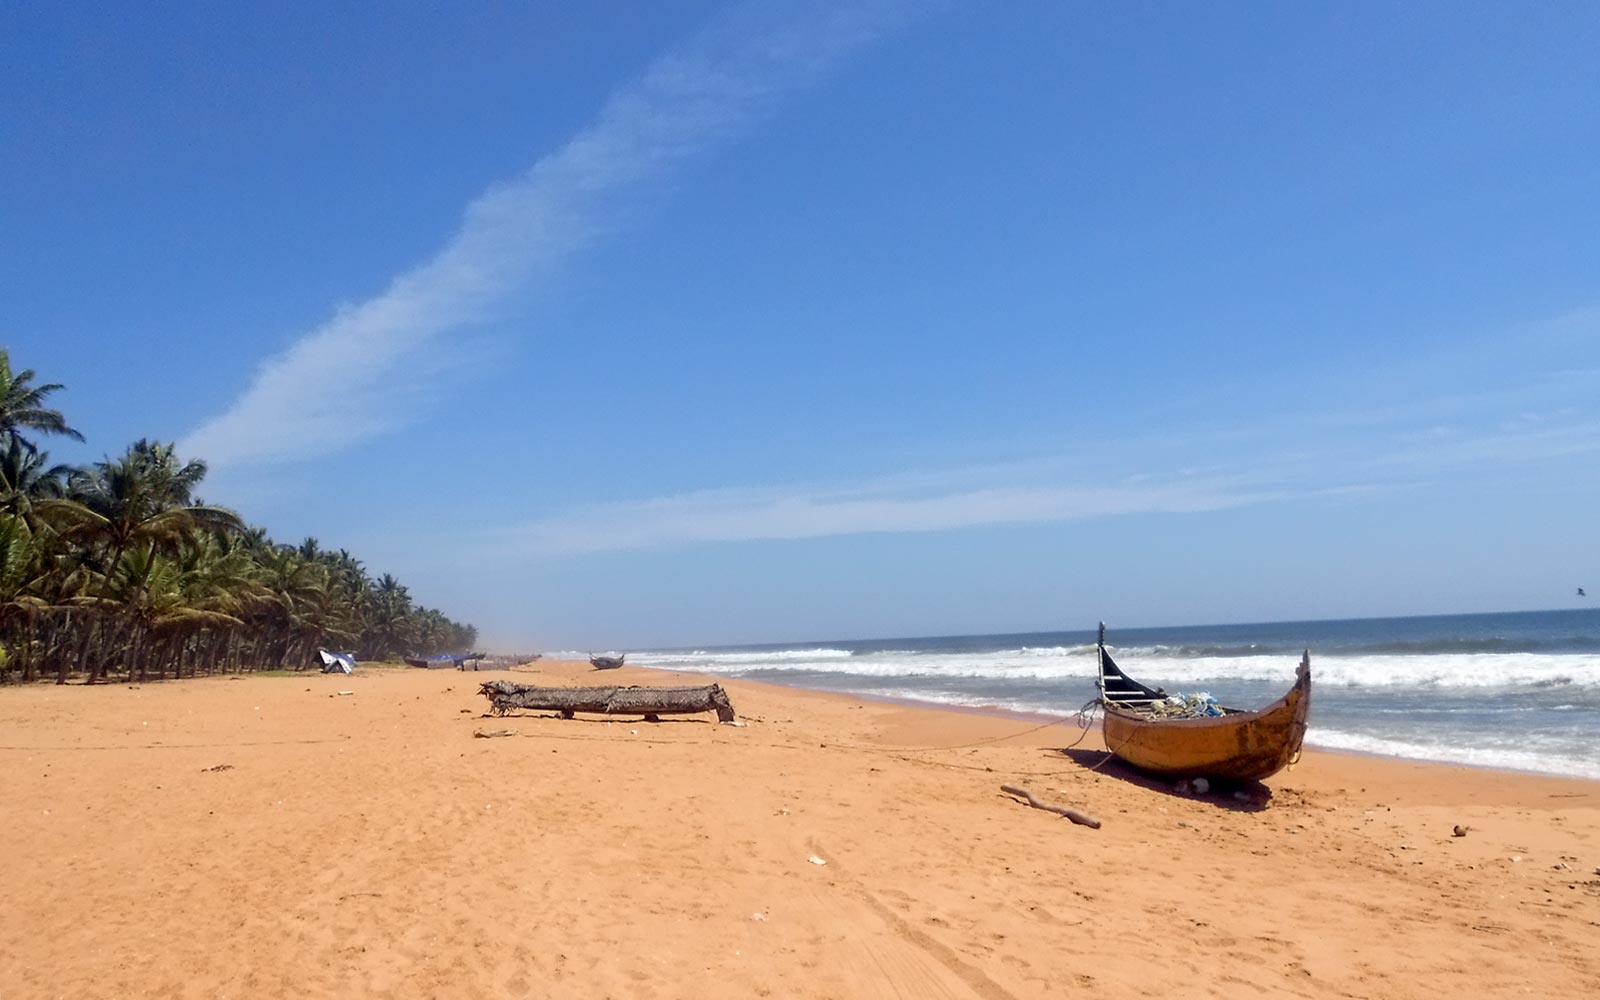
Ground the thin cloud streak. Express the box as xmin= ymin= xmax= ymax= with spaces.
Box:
xmin=182 ymin=1 xmax=926 ymax=467
xmin=507 ymin=474 xmax=1314 ymax=555
xmin=500 ymin=417 xmax=1600 ymax=555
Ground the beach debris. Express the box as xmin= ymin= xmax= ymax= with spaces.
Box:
xmin=807 ymin=855 xmax=827 ymax=866
xmin=751 ymin=912 xmax=768 ymax=921
xmin=1453 ymin=824 xmax=1470 ymax=837
xmin=200 ymin=764 xmax=234 ymax=773
xmin=477 ymin=680 xmax=737 ymax=723
xmin=1000 ymin=784 xmax=1101 ymax=829
xmin=337 ymin=691 xmax=354 ymax=696
xmin=1191 ymin=777 xmax=1211 ymax=796
xmin=473 ymin=729 xmax=515 ymax=739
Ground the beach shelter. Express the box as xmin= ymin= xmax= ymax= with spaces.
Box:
xmin=318 ymin=649 xmax=356 ymax=674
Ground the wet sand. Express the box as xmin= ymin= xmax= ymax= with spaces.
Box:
xmin=2 ymin=661 xmax=1597 ymax=999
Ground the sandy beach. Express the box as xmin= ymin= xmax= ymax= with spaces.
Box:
xmin=2 ymin=661 xmax=1597 ymax=1000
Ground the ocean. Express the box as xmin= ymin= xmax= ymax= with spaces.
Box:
xmin=599 ymin=609 xmax=1600 ymax=780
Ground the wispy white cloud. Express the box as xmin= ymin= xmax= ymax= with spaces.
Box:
xmin=504 ymin=471 xmax=1311 ymax=555
xmin=182 ymin=1 xmax=927 ymax=467
xmin=497 ymin=415 xmax=1600 ymax=555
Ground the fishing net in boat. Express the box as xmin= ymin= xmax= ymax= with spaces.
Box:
xmin=1144 ymin=693 xmax=1224 ymax=719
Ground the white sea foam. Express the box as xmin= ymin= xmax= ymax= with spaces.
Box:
xmin=627 ymin=647 xmax=1600 ymax=689
xmin=1018 ymin=645 xmax=1097 ymax=657
xmin=632 ymin=648 xmax=855 ymax=667
xmin=840 ymin=686 xmax=1090 ymax=718
xmin=547 ymin=647 xmax=853 ymax=661
xmin=1115 ymin=652 xmax=1600 ymax=689
xmin=630 ymin=648 xmax=1095 ymax=680
xmin=1306 ymin=728 xmax=1600 ymax=780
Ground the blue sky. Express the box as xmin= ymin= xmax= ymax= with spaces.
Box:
xmin=4 ymin=1 xmax=1598 ymax=649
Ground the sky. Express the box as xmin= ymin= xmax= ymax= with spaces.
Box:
xmin=3 ymin=1 xmax=1598 ymax=650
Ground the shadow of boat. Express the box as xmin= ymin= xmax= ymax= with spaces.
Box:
xmin=1055 ymin=746 xmax=1275 ymax=813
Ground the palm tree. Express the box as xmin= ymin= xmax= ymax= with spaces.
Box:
xmin=0 ymin=357 xmax=485 ymax=683
xmin=0 ymin=348 xmax=84 ymax=451
xmin=249 ymin=545 xmax=334 ymax=669
xmin=361 ymin=573 xmax=414 ymax=659
xmin=0 ymin=513 xmax=47 ymax=682
xmin=38 ymin=443 xmax=243 ymax=681
xmin=46 ymin=443 xmax=242 ymax=564
xmin=0 ymin=437 xmax=70 ymax=523
xmin=164 ymin=532 xmax=259 ymax=678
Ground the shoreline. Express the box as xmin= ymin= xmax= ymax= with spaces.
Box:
xmin=640 ymin=665 xmax=1600 ymax=786
xmin=10 ymin=661 xmax=1598 ymax=786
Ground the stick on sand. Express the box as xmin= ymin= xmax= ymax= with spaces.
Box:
xmin=1001 ymin=784 xmax=1102 ymax=829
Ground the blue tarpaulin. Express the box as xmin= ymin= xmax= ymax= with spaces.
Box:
xmin=318 ymin=649 xmax=356 ymax=674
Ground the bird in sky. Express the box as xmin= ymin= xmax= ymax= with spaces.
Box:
xmin=1579 ymin=587 xmax=1588 ymax=598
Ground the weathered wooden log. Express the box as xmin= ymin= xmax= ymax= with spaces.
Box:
xmin=1000 ymin=784 xmax=1101 ymax=828
xmin=479 ymin=680 xmax=736 ymax=723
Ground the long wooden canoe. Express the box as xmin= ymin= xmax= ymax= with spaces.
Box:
xmin=1097 ymin=625 xmax=1310 ymax=782
xmin=405 ymin=653 xmax=487 ymax=670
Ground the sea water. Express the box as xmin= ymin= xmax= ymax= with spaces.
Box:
xmin=602 ymin=609 xmax=1600 ymax=779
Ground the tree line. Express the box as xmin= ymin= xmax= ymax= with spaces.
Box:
xmin=0 ymin=349 xmax=478 ymax=683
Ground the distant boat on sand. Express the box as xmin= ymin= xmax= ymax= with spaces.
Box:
xmin=405 ymin=652 xmax=488 ymax=670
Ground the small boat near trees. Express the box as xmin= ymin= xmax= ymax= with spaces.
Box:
xmin=1096 ymin=624 xmax=1311 ymax=782
xmin=590 ymin=654 xmax=625 ymax=670
xmin=405 ymin=652 xmax=488 ymax=670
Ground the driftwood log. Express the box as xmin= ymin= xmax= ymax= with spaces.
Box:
xmin=1000 ymin=784 xmax=1101 ymax=829
xmin=479 ymin=680 xmax=737 ymax=723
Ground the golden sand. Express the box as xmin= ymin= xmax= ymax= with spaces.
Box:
xmin=2 ymin=661 xmax=1597 ymax=998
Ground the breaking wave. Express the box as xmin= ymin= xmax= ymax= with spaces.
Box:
xmin=1306 ymin=728 xmax=1600 ymax=780
xmin=627 ymin=647 xmax=1600 ymax=690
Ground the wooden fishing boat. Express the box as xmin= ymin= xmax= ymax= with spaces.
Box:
xmin=406 ymin=652 xmax=488 ymax=670
xmin=590 ymin=654 xmax=625 ymax=670
xmin=1097 ymin=624 xmax=1310 ymax=781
